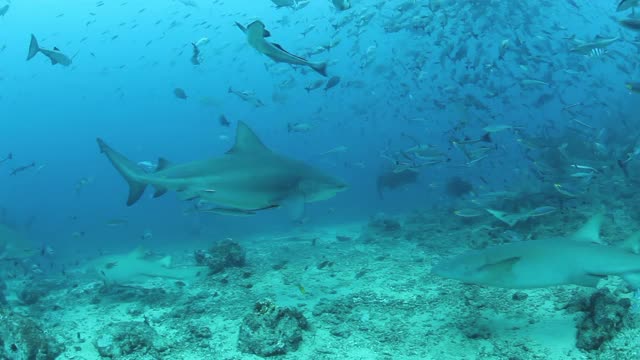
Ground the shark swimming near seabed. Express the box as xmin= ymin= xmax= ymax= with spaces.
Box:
xmin=432 ymin=213 xmax=640 ymax=289
xmin=86 ymin=248 xmax=205 ymax=285
xmin=97 ymin=121 xmax=347 ymax=218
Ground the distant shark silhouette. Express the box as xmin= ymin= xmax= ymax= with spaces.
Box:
xmin=97 ymin=121 xmax=347 ymax=217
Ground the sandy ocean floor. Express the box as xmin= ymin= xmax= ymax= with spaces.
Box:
xmin=3 ymin=210 xmax=640 ymax=359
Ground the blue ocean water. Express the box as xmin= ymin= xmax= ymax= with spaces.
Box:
xmin=2 ymin=0 xmax=640 ymax=357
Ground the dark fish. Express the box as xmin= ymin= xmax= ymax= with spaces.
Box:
xmin=626 ymin=82 xmax=640 ymax=93
xmin=10 ymin=162 xmax=35 ymax=176
xmin=453 ymin=133 xmax=492 ymax=145
xmin=190 ymin=42 xmax=200 ymax=65
xmin=324 ymin=76 xmax=341 ymax=91
xmin=174 ymin=88 xmax=188 ymax=99
xmin=618 ymin=18 xmax=640 ymax=31
xmin=219 ymin=114 xmax=230 ymax=127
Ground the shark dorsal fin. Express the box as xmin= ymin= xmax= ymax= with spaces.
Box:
xmin=156 ymin=157 xmax=172 ymax=171
xmin=226 ymin=121 xmax=270 ymax=155
xmin=571 ymin=213 xmax=603 ymax=244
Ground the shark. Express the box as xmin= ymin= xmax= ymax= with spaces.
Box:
xmin=87 ymin=248 xmax=204 ymax=285
xmin=26 ymin=34 xmax=72 ymax=67
xmin=235 ymin=20 xmax=327 ymax=77
xmin=432 ymin=214 xmax=640 ymax=289
xmin=97 ymin=121 xmax=347 ymax=217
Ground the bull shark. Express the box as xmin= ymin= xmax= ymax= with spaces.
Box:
xmin=432 ymin=214 xmax=640 ymax=289
xmin=97 ymin=121 xmax=347 ymax=217
xmin=235 ymin=20 xmax=327 ymax=77
xmin=26 ymin=34 xmax=72 ymax=67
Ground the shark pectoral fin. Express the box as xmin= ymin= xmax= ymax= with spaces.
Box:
xmin=50 ymin=57 xmax=58 ymax=65
xmin=479 ymin=256 xmax=521 ymax=278
xmin=263 ymin=29 xmax=271 ymax=37
xmin=127 ymin=182 xmax=147 ymax=205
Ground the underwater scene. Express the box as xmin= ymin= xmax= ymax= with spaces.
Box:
xmin=3 ymin=0 xmax=640 ymax=358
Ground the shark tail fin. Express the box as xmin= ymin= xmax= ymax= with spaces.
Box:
xmin=96 ymin=138 xmax=148 ymax=206
xmin=310 ymin=62 xmax=328 ymax=77
xmin=571 ymin=213 xmax=604 ymax=244
xmin=27 ymin=34 xmax=40 ymax=61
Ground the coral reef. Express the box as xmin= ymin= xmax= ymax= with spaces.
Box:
xmin=195 ymin=239 xmax=246 ymax=274
xmin=0 ymin=312 xmax=64 ymax=359
xmin=237 ymin=298 xmax=308 ymax=357
xmin=94 ymin=321 xmax=167 ymax=358
xmin=569 ymin=288 xmax=632 ymax=351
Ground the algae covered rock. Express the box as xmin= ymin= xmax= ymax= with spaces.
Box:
xmin=574 ymin=288 xmax=632 ymax=351
xmin=0 ymin=312 xmax=64 ymax=360
xmin=237 ymin=298 xmax=309 ymax=357
xmin=94 ymin=321 xmax=165 ymax=358
xmin=195 ymin=239 xmax=246 ymax=274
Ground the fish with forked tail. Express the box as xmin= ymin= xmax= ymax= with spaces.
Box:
xmin=26 ymin=34 xmax=72 ymax=66
xmin=96 ymin=121 xmax=347 ymax=219
xmin=235 ymin=20 xmax=327 ymax=77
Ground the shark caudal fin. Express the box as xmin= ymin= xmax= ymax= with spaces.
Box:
xmin=310 ymin=62 xmax=328 ymax=77
xmin=97 ymin=138 xmax=147 ymax=206
xmin=27 ymin=34 xmax=40 ymax=61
